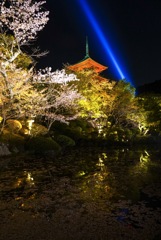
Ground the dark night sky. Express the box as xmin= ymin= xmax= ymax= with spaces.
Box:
xmin=37 ymin=0 xmax=161 ymax=87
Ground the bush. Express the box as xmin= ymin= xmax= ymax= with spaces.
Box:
xmin=51 ymin=121 xmax=82 ymax=141
xmin=25 ymin=136 xmax=61 ymax=154
xmin=55 ymin=135 xmax=75 ymax=148
xmin=52 ymin=119 xmax=99 ymax=141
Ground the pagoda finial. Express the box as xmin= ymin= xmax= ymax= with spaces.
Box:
xmin=86 ymin=36 xmax=89 ymax=58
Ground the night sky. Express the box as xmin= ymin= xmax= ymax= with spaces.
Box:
xmin=37 ymin=0 xmax=161 ymax=87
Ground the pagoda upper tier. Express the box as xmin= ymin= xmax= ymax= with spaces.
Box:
xmin=68 ymin=38 xmax=108 ymax=73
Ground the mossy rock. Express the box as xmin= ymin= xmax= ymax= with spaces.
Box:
xmin=0 ymin=131 xmax=25 ymax=152
xmin=63 ymin=127 xmax=83 ymax=141
xmin=25 ymin=136 xmax=61 ymax=154
xmin=55 ymin=135 xmax=75 ymax=148
xmin=30 ymin=123 xmax=48 ymax=137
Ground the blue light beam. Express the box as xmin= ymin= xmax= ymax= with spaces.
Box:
xmin=78 ymin=0 xmax=127 ymax=81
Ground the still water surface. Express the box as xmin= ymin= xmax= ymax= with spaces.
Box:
xmin=0 ymin=147 xmax=161 ymax=238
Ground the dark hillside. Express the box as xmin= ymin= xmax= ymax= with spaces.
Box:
xmin=137 ymin=79 xmax=161 ymax=95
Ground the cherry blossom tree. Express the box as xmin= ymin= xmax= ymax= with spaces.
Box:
xmin=0 ymin=0 xmax=49 ymax=76
xmin=0 ymin=33 xmax=43 ymax=133
xmin=0 ymin=0 xmax=82 ymax=134
xmin=33 ymin=68 xmax=82 ymax=130
xmin=0 ymin=64 xmax=81 ymax=133
xmin=0 ymin=0 xmax=49 ymax=45
xmin=33 ymin=68 xmax=78 ymax=84
xmin=0 ymin=64 xmax=49 ymax=133
xmin=0 ymin=0 xmax=49 ymax=101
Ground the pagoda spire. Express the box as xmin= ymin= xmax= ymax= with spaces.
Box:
xmin=85 ymin=36 xmax=89 ymax=58
xmin=68 ymin=36 xmax=108 ymax=73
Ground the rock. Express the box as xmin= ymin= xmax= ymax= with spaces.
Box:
xmin=0 ymin=143 xmax=11 ymax=156
xmin=6 ymin=119 xmax=22 ymax=133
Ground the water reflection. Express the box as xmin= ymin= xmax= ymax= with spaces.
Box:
xmin=140 ymin=150 xmax=150 ymax=163
xmin=0 ymin=148 xmax=161 ymax=217
xmin=129 ymin=150 xmax=160 ymax=192
xmin=15 ymin=171 xmax=35 ymax=188
xmin=78 ymin=152 xmax=111 ymax=201
xmin=75 ymin=148 xmax=161 ymax=203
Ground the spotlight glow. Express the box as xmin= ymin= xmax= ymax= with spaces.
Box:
xmin=78 ymin=0 xmax=131 ymax=83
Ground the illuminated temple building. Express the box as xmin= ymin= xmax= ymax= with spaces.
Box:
xmin=68 ymin=38 xmax=110 ymax=82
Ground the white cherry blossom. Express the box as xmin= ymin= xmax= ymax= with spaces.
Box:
xmin=0 ymin=0 xmax=49 ymax=44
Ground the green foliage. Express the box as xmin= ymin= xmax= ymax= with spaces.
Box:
xmin=67 ymin=69 xmax=139 ymax=140
xmin=55 ymin=135 xmax=75 ymax=148
xmin=0 ymin=34 xmax=33 ymax=69
xmin=100 ymin=124 xmax=136 ymax=144
xmin=137 ymin=93 xmax=161 ymax=134
xmin=16 ymin=53 xmax=33 ymax=69
xmin=108 ymin=80 xmax=136 ymax=127
xmin=52 ymin=119 xmax=98 ymax=141
xmin=68 ymin=69 xmax=114 ymax=120
xmin=51 ymin=121 xmax=82 ymax=141
xmin=25 ymin=136 xmax=61 ymax=153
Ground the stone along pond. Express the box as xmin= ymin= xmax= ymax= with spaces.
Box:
xmin=0 ymin=146 xmax=161 ymax=240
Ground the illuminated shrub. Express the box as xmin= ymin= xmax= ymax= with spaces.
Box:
xmin=68 ymin=119 xmax=98 ymax=140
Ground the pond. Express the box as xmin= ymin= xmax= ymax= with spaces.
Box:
xmin=0 ymin=146 xmax=161 ymax=240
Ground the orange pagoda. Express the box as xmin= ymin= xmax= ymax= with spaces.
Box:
xmin=68 ymin=38 xmax=108 ymax=75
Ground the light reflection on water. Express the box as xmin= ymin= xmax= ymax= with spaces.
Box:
xmin=75 ymin=149 xmax=161 ymax=203
xmin=0 ymin=148 xmax=161 ymax=217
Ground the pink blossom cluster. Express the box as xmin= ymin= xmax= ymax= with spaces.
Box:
xmin=33 ymin=68 xmax=78 ymax=84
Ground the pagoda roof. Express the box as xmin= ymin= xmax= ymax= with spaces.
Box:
xmin=68 ymin=37 xmax=108 ymax=73
xmin=68 ymin=56 xmax=108 ymax=73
